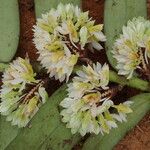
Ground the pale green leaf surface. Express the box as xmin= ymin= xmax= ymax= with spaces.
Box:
xmin=0 ymin=1 xmax=20 ymax=149
xmin=0 ymin=0 xmax=19 ymax=62
xmin=0 ymin=116 xmax=20 ymax=150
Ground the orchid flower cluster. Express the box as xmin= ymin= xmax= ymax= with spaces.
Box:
xmin=33 ymin=3 xmax=106 ymax=82
xmin=60 ymin=63 xmax=133 ymax=136
xmin=0 ymin=57 xmax=48 ymax=127
xmin=113 ymin=17 xmax=150 ymax=79
xmin=3 ymin=3 xmax=149 ymax=137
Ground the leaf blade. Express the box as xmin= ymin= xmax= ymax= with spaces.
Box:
xmin=0 ymin=116 xmax=20 ymax=150
xmin=0 ymin=0 xmax=19 ymax=62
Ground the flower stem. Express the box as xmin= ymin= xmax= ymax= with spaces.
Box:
xmin=109 ymin=71 xmax=150 ymax=92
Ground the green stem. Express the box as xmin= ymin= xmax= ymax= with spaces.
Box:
xmin=110 ymin=71 xmax=150 ymax=92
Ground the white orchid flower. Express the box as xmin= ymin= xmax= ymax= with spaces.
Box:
xmin=33 ymin=3 xmax=106 ymax=82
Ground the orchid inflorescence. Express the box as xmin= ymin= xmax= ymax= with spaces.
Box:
xmin=2 ymin=3 xmax=150 ymax=137
xmin=60 ymin=63 xmax=133 ymax=136
xmin=0 ymin=57 xmax=48 ymax=127
xmin=33 ymin=3 xmax=106 ymax=82
xmin=113 ymin=17 xmax=150 ymax=80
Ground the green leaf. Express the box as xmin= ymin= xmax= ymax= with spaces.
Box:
xmin=38 ymin=125 xmax=80 ymax=150
xmin=104 ymin=0 xmax=147 ymax=69
xmin=82 ymin=93 xmax=150 ymax=150
xmin=0 ymin=1 xmax=20 ymax=149
xmin=0 ymin=116 xmax=20 ymax=150
xmin=5 ymin=85 xmax=81 ymax=150
xmin=35 ymin=0 xmax=81 ymax=18
xmin=0 ymin=0 xmax=19 ymax=63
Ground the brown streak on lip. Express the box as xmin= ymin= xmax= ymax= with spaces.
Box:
xmin=62 ymin=34 xmax=85 ymax=57
xmin=136 ymin=48 xmax=150 ymax=81
xmin=101 ymin=85 xmax=123 ymax=99
xmin=23 ymin=80 xmax=44 ymax=104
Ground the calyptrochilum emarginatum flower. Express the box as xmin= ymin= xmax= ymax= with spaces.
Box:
xmin=33 ymin=3 xmax=106 ymax=82
xmin=60 ymin=63 xmax=133 ymax=136
xmin=0 ymin=57 xmax=48 ymax=127
xmin=113 ymin=17 xmax=150 ymax=79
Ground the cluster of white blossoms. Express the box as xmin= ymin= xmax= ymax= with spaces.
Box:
xmin=33 ymin=3 xmax=106 ymax=82
xmin=0 ymin=57 xmax=48 ymax=127
xmin=60 ymin=63 xmax=133 ymax=136
xmin=113 ymin=17 xmax=150 ymax=79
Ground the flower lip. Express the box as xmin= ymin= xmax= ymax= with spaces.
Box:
xmin=83 ymin=92 xmax=101 ymax=104
xmin=20 ymin=80 xmax=44 ymax=104
xmin=61 ymin=34 xmax=86 ymax=57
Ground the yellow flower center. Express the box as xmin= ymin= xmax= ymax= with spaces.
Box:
xmin=129 ymin=51 xmax=139 ymax=60
xmin=83 ymin=92 xmax=101 ymax=104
